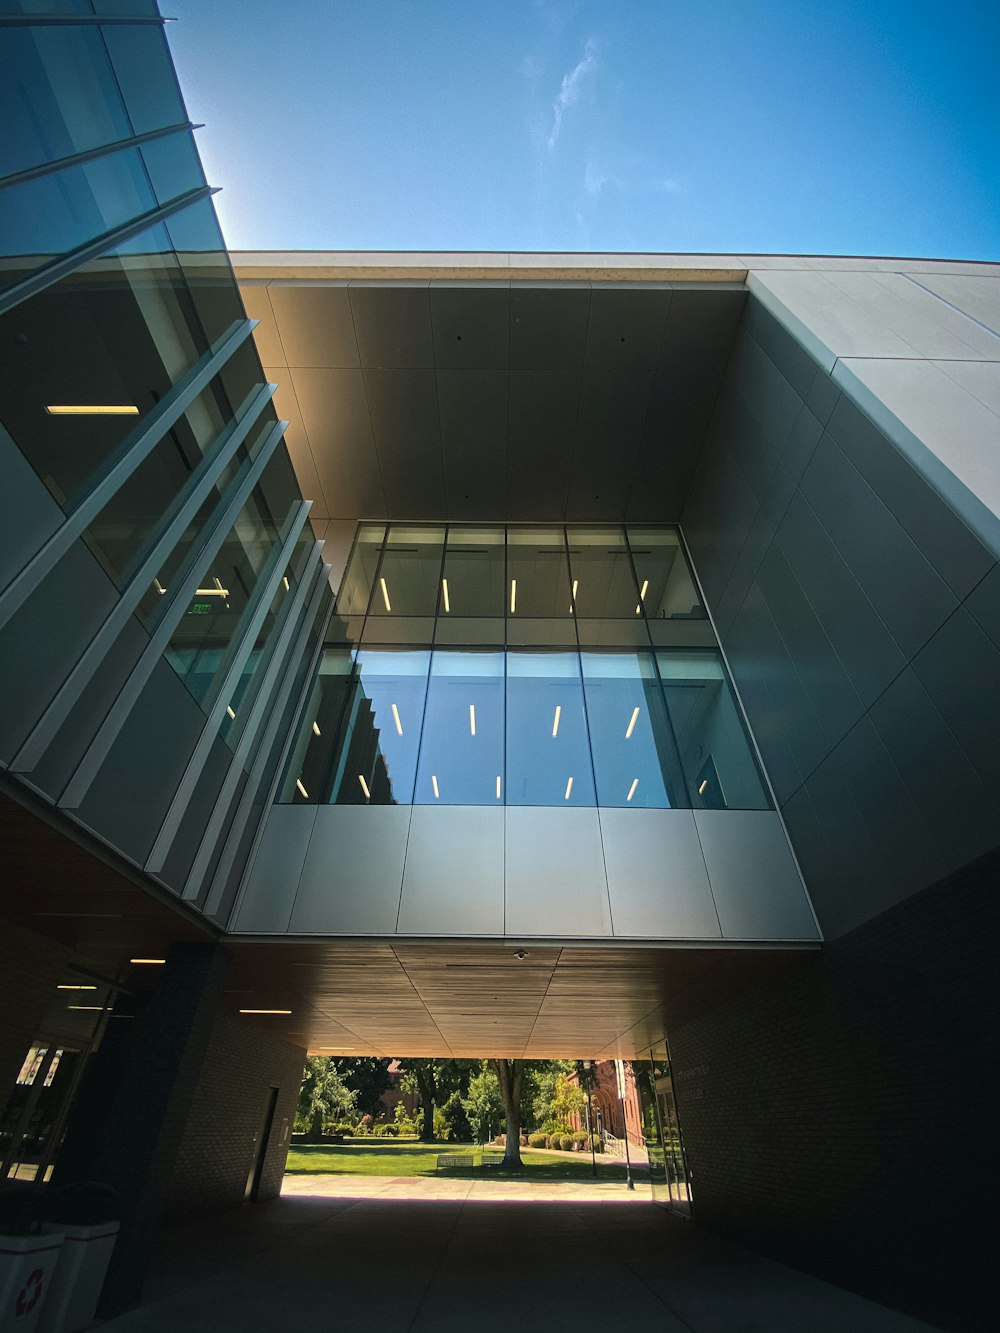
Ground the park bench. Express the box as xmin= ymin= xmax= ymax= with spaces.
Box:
xmin=436 ymin=1153 xmax=474 ymax=1171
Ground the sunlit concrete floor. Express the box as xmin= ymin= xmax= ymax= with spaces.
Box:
xmin=98 ymin=1176 xmax=942 ymax=1332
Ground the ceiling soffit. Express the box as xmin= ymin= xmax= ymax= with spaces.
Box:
xmin=238 ymin=280 xmax=747 ymax=525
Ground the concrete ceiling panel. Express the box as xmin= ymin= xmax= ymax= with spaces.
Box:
xmin=267 ymin=283 xmax=360 ymax=368
xmin=289 ymin=367 xmax=385 ymax=518
xmin=349 ymin=283 xmax=434 ymax=368
xmin=363 ymin=367 xmax=446 ymax=515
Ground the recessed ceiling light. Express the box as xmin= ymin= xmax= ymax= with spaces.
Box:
xmin=226 ymin=705 xmax=236 ymax=719
xmin=698 ymin=779 xmax=708 ymax=795
xmin=431 ymin=775 xmax=440 ymax=799
xmin=57 ymin=984 xmax=97 ymax=990
xmin=240 ymin=1008 xmax=292 ymax=1015
xmin=312 ymin=720 xmax=321 ymax=736
xmin=296 ymin=778 xmax=309 ymax=799
xmin=442 ymin=578 xmax=450 ymax=613
xmin=46 ymin=404 xmax=139 ymax=416
xmin=380 ymin=577 xmax=391 ymax=612
xmin=626 ymin=778 xmax=639 ymax=801
xmin=625 ymin=706 xmax=640 ymax=739
xmin=564 ymin=776 xmax=574 ymax=800
xmin=67 ymin=1005 xmax=104 ymax=1011
xmin=496 ymin=775 xmax=502 ymax=800
xmin=358 ymin=774 xmax=371 ymax=799
xmin=130 ymin=958 xmax=166 ymax=964
xmin=510 ymin=579 xmax=516 ymax=614
xmin=469 ymin=704 xmax=476 ymax=736
xmin=391 ymin=703 xmax=403 ymax=735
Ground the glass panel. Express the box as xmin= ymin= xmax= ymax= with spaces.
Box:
xmin=328 ymin=649 xmax=430 ymax=805
xmin=627 ymin=528 xmax=704 ymax=620
xmin=414 ymin=651 xmax=504 ymax=805
xmin=337 ymin=524 xmax=385 ymax=616
xmin=580 ymin=651 xmax=682 ymax=808
xmin=219 ymin=549 xmax=300 ymax=749
xmin=85 ymin=344 xmax=268 ymax=589
xmin=162 ymin=454 xmax=293 ymax=707
xmin=0 ymin=206 xmax=226 ymax=510
xmin=567 ymin=526 xmax=642 ymax=619
xmin=440 ymin=527 xmax=505 ymax=618
xmin=506 ymin=651 xmax=595 ymax=806
xmin=280 ymin=647 xmax=355 ymax=803
xmin=0 ymin=25 xmax=130 ymax=178
xmin=139 ymin=131 xmax=206 ymax=207
xmin=506 ymin=526 xmax=572 ymax=619
xmin=134 ymin=414 xmax=274 ymax=627
xmin=0 ymin=146 xmax=158 ymax=293
xmin=369 ymin=525 xmax=444 ymax=618
xmin=656 ymin=651 xmax=771 ymax=809
xmin=101 ymin=21 xmax=190 ymax=136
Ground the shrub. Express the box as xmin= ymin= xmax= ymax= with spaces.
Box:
xmin=572 ymin=1132 xmax=588 ymax=1151
xmin=359 ymin=1114 xmax=374 ymax=1133
xmin=519 ymin=1134 xmax=528 ymax=1146
xmin=527 ymin=1133 xmax=547 ymax=1148
xmin=559 ymin=1133 xmax=576 ymax=1151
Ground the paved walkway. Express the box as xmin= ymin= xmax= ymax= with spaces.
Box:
xmin=99 ymin=1175 xmax=943 ymax=1332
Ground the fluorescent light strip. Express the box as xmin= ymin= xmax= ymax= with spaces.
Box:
xmin=510 ymin=579 xmax=516 ymax=614
xmin=130 ymin=958 xmax=165 ymax=965
xmin=226 ymin=705 xmax=235 ymax=719
xmin=442 ymin=578 xmax=450 ymax=613
xmin=57 ymin=984 xmax=97 ymax=991
xmin=312 ymin=721 xmax=321 ymax=736
xmin=626 ymin=778 xmax=639 ymax=802
xmin=154 ymin=578 xmax=166 ymax=595
xmin=194 ymin=587 xmax=229 ymax=597
xmin=391 ymin=703 xmax=403 ymax=735
xmin=635 ymin=579 xmax=649 ymax=615
xmin=570 ymin=579 xmax=578 ymax=613
xmin=469 ymin=704 xmax=476 ymax=736
xmin=496 ymin=775 xmax=502 ymax=800
xmin=68 ymin=1005 xmax=104 ymax=1011
xmin=282 ymin=576 xmax=290 ymax=591
xmin=240 ymin=1009 xmax=292 ymax=1015
xmin=296 ymin=778 xmax=309 ymax=799
xmin=552 ymin=705 xmax=561 ymax=737
xmin=698 ymin=779 xmax=708 ymax=795
xmin=358 ymin=774 xmax=371 ymax=799
xmin=380 ymin=577 xmax=391 ymax=611
xmin=46 ymin=404 xmax=138 ymax=416
xmin=432 ymin=775 xmax=440 ymax=799
xmin=625 ymin=706 xmax=640 ymax=739
xmin=564 ymin=776 xmax=574 ymax=800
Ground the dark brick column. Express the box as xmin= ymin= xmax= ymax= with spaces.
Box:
xmin=68 ymin=941 xmax=232 ymax=1315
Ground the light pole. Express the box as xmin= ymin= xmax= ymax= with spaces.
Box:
xmin=615 ymin=1058 xmax=635 ymax=1191
xmin=583 ymin=1061 xmax=597 ymax=1178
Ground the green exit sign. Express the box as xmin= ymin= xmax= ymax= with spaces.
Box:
xmin=189 ymin=602 xmax=213 ymax=615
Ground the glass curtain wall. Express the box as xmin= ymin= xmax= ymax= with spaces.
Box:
xmin=280 ymin=525 xmax=770 ymax=811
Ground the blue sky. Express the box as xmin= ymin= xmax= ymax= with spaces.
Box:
xmin=167 ymin=0 xmax=999 ymax=259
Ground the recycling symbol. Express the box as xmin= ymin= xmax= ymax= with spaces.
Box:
xmin=16 ymin=1268 xmax=43 ymax=1318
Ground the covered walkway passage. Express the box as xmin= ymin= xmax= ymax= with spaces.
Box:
xmin=99 ymin=1177 xmax=940 ymax=1332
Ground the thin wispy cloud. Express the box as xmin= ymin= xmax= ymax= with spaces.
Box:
xmin=547 ymin=38 xmax=598 ymax=150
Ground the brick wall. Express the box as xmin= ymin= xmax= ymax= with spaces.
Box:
xmin=0 ymin=916 xmax=71 ymax=1098
xmin=668 ymin=845 xmax=998 ymax=1331
xmin=161 ymin=1013 xmax=304 ymax=1222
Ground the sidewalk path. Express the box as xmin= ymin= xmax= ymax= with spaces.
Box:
xmin=98 ymin=1174 xmax=943 ymax=1332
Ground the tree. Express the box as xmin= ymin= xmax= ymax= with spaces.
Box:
xmin=395 ymin=1059 xmax=472 ymax=1141
xmin=463 ymin=1063 xmax=504 ymax=1144
xmin=330 ymin=1057 xmax=392 ymax=1117
xmin=295 ymin=1058 xmax=357 ymax=1141
xmin=494 ymin=1059 xmax=526 ymax=1167
xmin=531 ymin=1060 xmax=577 ymax=1125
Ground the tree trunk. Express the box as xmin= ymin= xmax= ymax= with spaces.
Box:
xmin=415 ymin=1066 xmax=436 ymax=1142
xmin=305 ymin=1107 xmax=325 ymax=1143
xmin=494 ymin=1059 xmax=523 ymax=1167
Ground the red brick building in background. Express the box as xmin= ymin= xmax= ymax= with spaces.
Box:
xmin=567 ymin=1061 xmax=644 ymax=1149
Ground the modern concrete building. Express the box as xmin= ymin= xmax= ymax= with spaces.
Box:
xmin=1 ymin=4 xmax=996 ymax=1327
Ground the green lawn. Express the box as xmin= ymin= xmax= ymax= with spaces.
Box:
xmin=285 ymin=1141 xmax=649 ymax=1182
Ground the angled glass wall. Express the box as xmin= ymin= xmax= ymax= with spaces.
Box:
xmin=0 ymin=3 xmax=330 ymax=915
xmin=279 ymin=525 xmax=770 ymax=811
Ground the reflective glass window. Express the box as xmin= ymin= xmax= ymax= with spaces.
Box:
xmin=337 ymin=524 xmax=385 ymax=616
xmin=281 ymin=648 xmax=355 ymax=803
xmin=369 ymin=526 xmax=444 ymax=618
xmin=506 ymin=527 xmax=572 ymax=619
xmin=0 ymin=26 xmax=130 ymax=178
xmin=162 ymin=453 xmax=293 ymax=707
xmin=506 ymin=651 xmax=595 ymax=806
xmin=328 ymin=650 xmax=430 ymax=805
xmin=627 ymin=528 xmax=704 ymax=620
xmin=440 ymin=527 xmax=505 ymax=618
xmin=0 ymin=206 xmax=226 ymax=511
xmin=580 ymin=651 xmax=683 ymax=807
xmin=414 ymin=651 xmax=504 ymax=805
xmin=656 ymin=652 xmax=771 ymax=809
xmin=101 ymin=20 xmax=190 ymax=135
xmin=567 ymin=527 xmax=642 ymax=619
